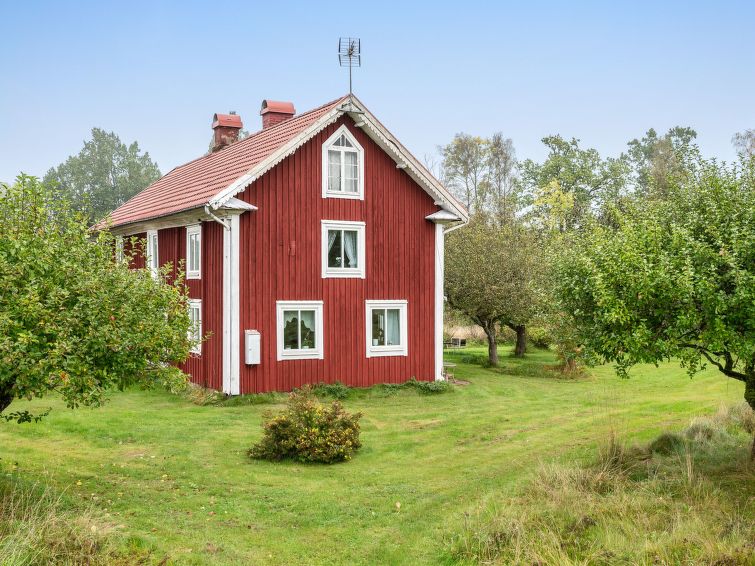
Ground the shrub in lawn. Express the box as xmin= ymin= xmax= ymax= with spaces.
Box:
xmin=312 ymin=381 xmax=351 ymax=400
xmin=648 ymin=432 xmax=686 ymax=455
xmin=249 ymin=386 xmax=362 ymax=463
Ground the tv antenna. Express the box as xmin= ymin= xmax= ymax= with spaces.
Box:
xmin=338 ymin=37 xmax=361 ymax=95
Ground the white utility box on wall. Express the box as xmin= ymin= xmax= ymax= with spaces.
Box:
xmin=244 ymin=330 xmax=261 ymax=365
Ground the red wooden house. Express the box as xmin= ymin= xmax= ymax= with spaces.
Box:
xmin=105 ymin=95 xmax=467 ymax=394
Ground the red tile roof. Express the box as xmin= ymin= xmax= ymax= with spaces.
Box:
xmin=104 ymin=96 xmax=348 ymax=228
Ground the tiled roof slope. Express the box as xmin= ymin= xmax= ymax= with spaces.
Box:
xmin=104 ymin=96 xmax=348 ymax=227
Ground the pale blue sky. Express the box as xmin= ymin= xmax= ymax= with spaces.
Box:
xmin=2 ymin=0 xmax=754 ymax=182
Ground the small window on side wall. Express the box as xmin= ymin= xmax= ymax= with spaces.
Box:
xmin=146 ymin=230 xmax=159 ymax=278
xmin=115 ymin=236 xmax=124 ymax=263
xmin=322 ymin=125 xmax=364 ymax=200
xmin=276 ymin=301 xmax=324 ymax=360
xmin=186 ymin=224 xmax=201 ymax=279
xmin=321 ymin=220 xmax=366 ymax=278
xmin=366 ymin=300 xmax=408 ymax=357
xmin=188 ymin=299 xmax=202 ymax=355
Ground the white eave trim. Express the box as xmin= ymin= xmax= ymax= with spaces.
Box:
xmin=425 ymin=210 xmax=462 ymax=224
xmin=208 ymin=96 xmax=469 ymax=221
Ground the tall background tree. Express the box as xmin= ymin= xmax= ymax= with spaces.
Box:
xmin=44 ymin=128 xmax=161 ymax=224
xmin=521 ymin=135 xmax=629 ymax=231
xmin=445 ymin=216 xmax=542 ymax=363
xmin=0 ymin=175 xmax=191 ymax=422
xmin=626 ymin=126 xmax=698 ymax=198
xmin=732 ymin=129 xmax=755 ymax=159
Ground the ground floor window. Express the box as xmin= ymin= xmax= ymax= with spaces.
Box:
xmin=365 ymin=300 xmax=408 ymax=357
xmin=276 ymin=301 xmax=324 ymax=360
xmin=188 ymin=299 xmax=202 ymax=354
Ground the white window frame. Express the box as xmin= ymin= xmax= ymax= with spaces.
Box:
xmin=188 ymin=299 xmax=202 ymax=355
xmin=321 ymin=124 xmax=365 ymax=200
xmin=115 ymin=236 xmax=124 ymax=263
xmin=146 ymin=230 xmax=159 ymax=278
xmin=365 ymin=300 xmax=408 ymax=358
xmin=321 ymin=220 xmax=366 ymax=279
xmin=186 ymin=224 xmax=201 ymax=280
xmin=276 ymin=300 xmax=324 ymax=360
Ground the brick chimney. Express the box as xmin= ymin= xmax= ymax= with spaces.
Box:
xmin=260 ymin=100 xmax=295 ymax=129
xmin=211 ymin=113 xmax=243 ymax=152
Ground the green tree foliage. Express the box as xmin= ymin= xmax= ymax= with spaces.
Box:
xmin=521 ymin=135 xmax=629 ymax=230
xmin=626 ymin=126 xmax=698 ymax=198
xmin=553 ymin=159 xmax=755 ymax=456
xmin=44 ymin=128 xmax=161 ymax=224
xmin=445 ymin=214 xmax=544 ymax=363
xmin=440 ymin=133 xmax=522 ymax=219
xmin=732 ymin=129 xmax=755 ymax=160
xmin=0 ymin=175 xmax=191 ymax=422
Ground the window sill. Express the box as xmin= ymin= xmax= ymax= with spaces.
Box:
xmin=323 ymin=268 xmax=365 ymax=279
xmin=366 ymin=346 xmax=408 ymax=358
xmin=278 ymin=349 xmax=324 ymax=361
xmin=323 ymin=190 xmax=363 ymax=200
xmin=186 ymin=272 xmax=201 ymax=280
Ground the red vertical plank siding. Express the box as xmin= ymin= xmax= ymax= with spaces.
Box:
xmin=139 ymin=224 xmax=224 ymax=390
xmin=124 ymin=232 xmax=147 ymax=269
xmin=237 ymin=116 xmax=437 ymax=393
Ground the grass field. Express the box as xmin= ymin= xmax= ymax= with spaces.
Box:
xmin=0 ymin=346 xmax=750 ymax=565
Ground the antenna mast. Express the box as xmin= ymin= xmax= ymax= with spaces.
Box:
xmin=338 ymin=37 xmax=361 ymax=95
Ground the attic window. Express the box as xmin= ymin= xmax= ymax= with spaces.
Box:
xmin=322 ymin=125 xmax=364 ymax=200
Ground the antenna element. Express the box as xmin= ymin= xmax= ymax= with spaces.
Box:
xmin=338 ymin=37 xmax=361 ymax=95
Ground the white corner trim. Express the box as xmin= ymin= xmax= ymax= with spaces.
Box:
xmin=434 ymin=224 xmax=445 ymax=381
xmin=276 ymin=301 xmax=325 ymax=360
xmin=186 ymin=224 xmax=201 ymax=280
xmin=230 ymin=214 xmax=240 ymax=395
xmin=321 ymin=124 xmax=365 ymax=200
xmin=321 ymin=220 xmax=366 ymax=279
xmin=365 ymin=300 xmax=409 ymax=358
xmin=222 ymin=215 xmax=241 ymax=395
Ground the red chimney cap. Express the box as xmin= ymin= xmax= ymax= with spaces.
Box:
xmin=212 ymin=113 xmax=243 ymax=129
xmin=260 ymin=100 xmax=295 ymax=116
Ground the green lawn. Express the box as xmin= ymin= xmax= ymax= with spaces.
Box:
xmin=0 ymin=346 xmax=747 ymax=565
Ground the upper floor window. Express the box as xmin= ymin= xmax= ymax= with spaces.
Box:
xmin=186 ymin=224 xmax=201 ymax=279
xmin=146 ymin=230 xmax=159 ymax=278
xmin=321 ymin=220 xmax=366 ymax=278
xmin=322 ymin=125 xmax=364 ymax=200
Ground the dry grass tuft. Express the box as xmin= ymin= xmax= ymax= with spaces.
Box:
xmin=446 ymin=405 xmax=755 ymax=565
xmin=0 ymin=475 xmax=144 ymax=566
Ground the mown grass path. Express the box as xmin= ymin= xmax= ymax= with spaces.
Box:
xmin=0 ymin=347 xmax=745 ymax=565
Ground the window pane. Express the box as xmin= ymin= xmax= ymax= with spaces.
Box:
xmin=343 ymin=230 xmax=358 ymax=268
xmin=371 ymin=309 xmax=386 ymax=346
xmin=283 ymin=310 xmax=299 ymax=350
xmin=341 ymin=136 xmax=353 ymax=148
xmin=328 ymin=150 xmax=341 ymax=191
xmin=344 ymin=151 xmax=358 ymax=193
xmin=300 ymin=310 xmax=316 ymax=349
xmin=327 ymin=229 xmax=342 ymax=268
xmin=386 ymin=309 xmax=401 ymax=345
